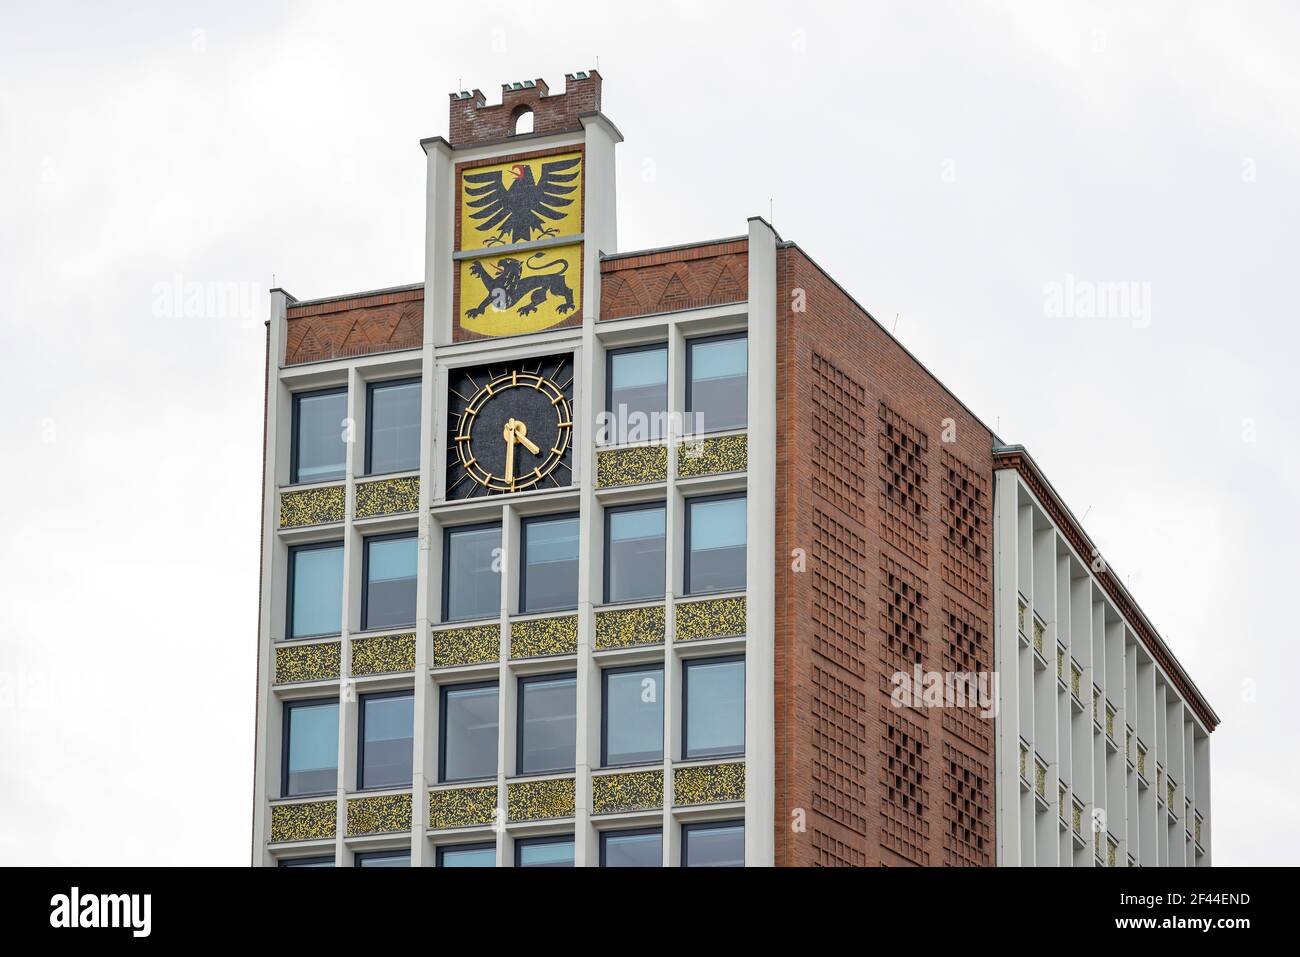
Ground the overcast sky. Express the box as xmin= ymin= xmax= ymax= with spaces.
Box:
xmin=1 ymin=1 xmax=1296 ymax=866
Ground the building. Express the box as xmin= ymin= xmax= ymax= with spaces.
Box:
xmin=251 ymin=72 xmax=1216 ymax=867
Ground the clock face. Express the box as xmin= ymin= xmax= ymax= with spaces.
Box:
xmin=446 ymin=355 xmax=574 ymax=499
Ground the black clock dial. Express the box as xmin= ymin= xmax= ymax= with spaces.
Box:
xmin=446 ymin=354 xmax=574 ymax=499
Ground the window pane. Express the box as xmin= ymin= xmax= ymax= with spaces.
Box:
xmin=688 ymin=497 xmax=746 ymax=594
xmin=602 ymin=830 xmax=662 ymax=867
xmin=364 ymin=534 xmax=417 ymax=629
xmin=446 ymin=525 xmax=501 ymax=622
xmin=606 ymin=506 xmax=665 ymax=603
xmin=360 ymin=693 xmax=414 ymax=789
xmin=290 ymin=544 xmax=343 ymax=638
xmin=294 ymin=389 xmax=347 ymax=483
xmin=608 ymin=346 xmax=667 ymax=442
xmin=368 ymin=379 xmax=421 ymax=474
xmin=518 ymin=675 xmax=576 ymax=774
xmin=441 ymin=684 xmax=498 ymax=782
xmin=522 ymin=515 xmax=579 ymax=613
xmin=439 ymin=844 xmax=496 ymax=867
xmin=285 ymin=701 xmax=338 ymax=796
xmin=603 ymin=667 xmax=663 ymax=765
xmin=688 ymin=336 xmax=747 ymax=432
xmin=357 ymin=852 xmax=409 ymax=867
xmin=685 ymin=658 xmax=745 ymax=758
xmin=279 ymin=856 xmax=334 ymax=867
xmin=684 ymin=822 xmax=744 ymax=867
xmin=517 ymin=838 xmax=574 ymax=867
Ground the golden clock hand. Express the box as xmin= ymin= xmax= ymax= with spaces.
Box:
xmin=503 ymin=418 xmax=517 ymax=483
xmin=513 ymin=420 xmax=541 ymax=455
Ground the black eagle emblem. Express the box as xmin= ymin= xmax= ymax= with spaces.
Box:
xmin=463 ymin=156 xmax=581 ymax=246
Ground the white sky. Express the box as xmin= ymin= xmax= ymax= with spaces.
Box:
xmin=1 ymin=0 xmax=1296 ymax=865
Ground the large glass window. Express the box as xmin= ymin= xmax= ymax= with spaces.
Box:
xmin=355 ymin=851 xmax=410 ymax=868
xmin=683 ymin=656 xmax=745 ymax=759
xmin=440 ymin=682 xmax=498 ymax=783
xmin=363 ymin=533 xmax=418 ymax=630
xmin=520 ymin=514 xmax=579 ymax=614
xmin=685 ymin=494 xmax=746 ymax=594
xmin=366 ymin=378 xmax=421 ymax=475
xmin=517 ymin=673 xmax=576 ymax=775
xmin=601 ymin=665 xmax=664 ymax=767
xmin=282 ymin=698 xmax=339 ymax=797
xmin=358 ymin=691 xmax=414 ymax=790
xmin=292 ymin=387 xmax=348 ymax=484
xmin=278 ymin=856 xmax=334 ymax=868
xmin=288 ymin=542 xmax=344 ymax=639
xmin=604 ymin=504 xmax=665 ymax=604
xmin=444 ymin=523 xmax=501 ymax=622
xmin=682 ymin=820 xmax=744 ymax=867
xmin=600 ymin=828 xmax=662 ymax=868
xmin=515 ymin=836 xmax=574 ymax=868
xmin=606 ymin=344 xmax=667 ymax=442
xmin=437 ymin=843 xmax=496 ymax=867
xmin=686 ymin=333 xmax=747 ymax=433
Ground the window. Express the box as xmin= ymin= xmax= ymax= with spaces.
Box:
xmin=287 ymin=542 xmax=343 ymax=639
xmin=517 ymin=673 xmax=576 ymax=775
xmin=443 ymin=523 xmax=501 ymax=622
xmin=686 ymin=333 xmax=747 ymax=433
xmin=366 ymin=378 xmax=421 ymax=475
xmin=440 ymin=682 xmax=498 ymax=782
xmin=604 ymin=503 xmax=665 ymax=603
xmin=438 ymin=842 xmax=496 ymax=867
xmin=606 ymin=343 xmax=668 ymax=442
xmin=685 ymin=494 xmax=746 ymax=594
xmin=682 ymin=820 xmax=744 ymax=867
xmin=282 ymin=698 xmax=339 ymax=797
xmin=520 ymin=513 xmax=579 ymax=614
xmin=515 ymin=835 xmax=574 ymax=868
xmin=600 ymin=828 xmax=662 ymax=867
xmin=278 ymin=856 xmax=334 ymax=868
xmin=601 ymin=665 xmax=663 ymax=766
xmin=291 ymin=387 xmax=347 ymax=484
xmin=513 ymin=107 xmax=534 ymax=135
xmin=362 ymin=532 xmax=418 ymax=630
xmin=355 ymin=851 xmax=410 ymax=868
xmin=358 ymin=691 xmax=414 ymax=790
xmin=683 ymin=656 xmax=745 ymax=759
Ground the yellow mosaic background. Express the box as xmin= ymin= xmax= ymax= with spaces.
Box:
xmin=354 ymin=476 xmax=419 ymax=518
xmin=270 ymin=800 xmax=336 ymax=843
xmin=279 ymin=485 xmax=345 ymax=528
xmin=429 ymin=785 xmax=499 ymax=830
xmin=510 ymin=615 xmax=578 ymax=659
xmin=675 ymin=596 xmax=747 ymax=642
xmin=507 ymin=777 xmax=576 ymax=822
xmin=594 ymin=604 xmax=665 ymax=651
xmin=458 ymin=151 xmax=583 ymax=253
xmin=673 ymin=762 xmax=746 ymax=807
xmin=458 ymin=243 xmax=582 ymax=338
xmin=275 ymin=641 xmax=341 ymax=684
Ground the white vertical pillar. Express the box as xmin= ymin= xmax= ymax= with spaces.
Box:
xmin=992 ymin=470 xmax=1021 ymax=866
xmin=744 ymin=217 xmax=777 ymax=867
xmin=252 ymin=290 xmax=289 ymax=866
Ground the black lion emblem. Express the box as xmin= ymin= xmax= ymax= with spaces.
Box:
xmin=465 ymin=253 xmax=575 ymax=319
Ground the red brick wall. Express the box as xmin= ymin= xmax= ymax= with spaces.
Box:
xmin=448 ymin=73 xmax=601 ymax=148
xmin=284 ymin=287 xmax=423 ymax=365
xmin=600 ymin=240 xmax=747 ymax=321
xmin=774 ymin=245 xmax=996 ymax=866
